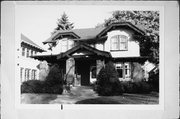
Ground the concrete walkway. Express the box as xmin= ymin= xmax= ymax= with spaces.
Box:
xmin=21 ymin=86 xmax=99 ymax=104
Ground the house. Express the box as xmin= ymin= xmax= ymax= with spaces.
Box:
xmin=32 ymin=22 xmax=149 ymax=86
xmin=20 ymin=34 xmax=45 ymax=83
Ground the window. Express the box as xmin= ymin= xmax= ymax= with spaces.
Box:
xmin=25 ymin=69 xmax=28 ymax=81
xmin=31 ymin=69 xmax=37 ymax=80
xmin=124 ymin=63 xmax=131 ymax=78
xmin=31 ymin=50 xmax=33 ymax=56
xmin=61 ymin=39 xmax=74 ymax=52
xmin=115 ymin=62 xmax=131 ymax=79
xmin=22 ymin=47 xmax=25 ymax=56
xmin=25 ymin=68 xmax=31 ymax=81
xmin=90 ymin=66 xmax=97 ymax=78
xmin=26 ymin=49 xmax=29 ymax=57
xmin=20 ymin=67 xmax=24 ymax=82
xmin=116 ymin=63 xmax=123 ymax=78
xmin=110 ymin=35 xmax=128 ymax=51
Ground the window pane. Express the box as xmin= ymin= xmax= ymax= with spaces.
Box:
xmin=124 ymin=63 xmax=131 ymax=78
xmin=91 ymin=67 xmax=97 ymax=78
xmin=117 ymin=69 xmax=123 ymax=78
xmin=22 ymin=47 xmax=25 ymax=56
xmin=111 ymin=36 xmax=119 ymax=50
xmin=119 ymin=35 xmax=128 ymax=50
xmin=27 ymin=49 xmax=29 ymax=57
xmin=31 ymin=50 xmax=33 ymax=56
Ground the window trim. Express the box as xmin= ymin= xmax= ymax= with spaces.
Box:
xmin=110 ymin=35 xmax=128 ymax=51
xmin=115 ymin=62 xmax=131 ymax=79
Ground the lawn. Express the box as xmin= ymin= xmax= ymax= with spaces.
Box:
xmin=76 ymin=93 xmax=159 ymax=104
xmin=21 ymin=86 xmax=159 ymax=104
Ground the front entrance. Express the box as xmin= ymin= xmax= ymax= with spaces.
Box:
xmin=75 ymin=60 xmax=90 ymax=86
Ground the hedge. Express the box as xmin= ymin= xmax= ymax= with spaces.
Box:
xmin=21 ymin=64 xmax=64 ymax=94
xmin=121 ymin=81 xmax=152 ymax=94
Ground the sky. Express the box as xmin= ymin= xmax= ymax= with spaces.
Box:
xmin=16 ymin=5 xmax=124 ymax=50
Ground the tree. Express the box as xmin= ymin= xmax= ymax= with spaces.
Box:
xmin=100 ymin=11 xmax=159 ymax=64
xmin=96 ymin=61 xmax=123 ymax=96
xmin=48 ymin=12 xmax=74 ymax=50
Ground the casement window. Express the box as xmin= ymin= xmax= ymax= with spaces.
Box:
xmin=115 ymin=62 xmax=131 ymax=79
xmin=22 ymin=47 xmax=25 ymax=56
xmin=110 ymin=35 xmax=128 ymax=51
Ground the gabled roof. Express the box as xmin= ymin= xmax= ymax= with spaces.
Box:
xmin=43 ymin=22 xmax=145 ymax=44
xmin=43 ymin=27 xmax=104 ymax=44
xmin=57 ymin=43 xmax=111 ymax=59
xmin=21 ymin=34 xmax=45 ymax=52
xmin=97 ymin=22 xmax=145 ymax=38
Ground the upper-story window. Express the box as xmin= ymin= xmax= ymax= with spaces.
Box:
xmin=110 ymin=35 xmax=128 ymax=51
xmin=31 ymin=50 xmax=33 ymax=56
xmin=61 ymin=39 xmax=74 ymax=52
xmin=22 ymin=47 xmax=25 ymax=56
xmin=26 ymin=48 xmax=29 ymax=57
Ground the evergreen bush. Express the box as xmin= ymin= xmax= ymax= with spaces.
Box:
xmin=96 ymin=61 xmax=123 ymax=96
xmin=121 ymin=81 xmax=152 ymax=94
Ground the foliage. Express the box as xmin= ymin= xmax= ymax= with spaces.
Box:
xmin=121 ymin=81 xmax=152 ymax=94
xmin=21 ymin=80 xmax=44 ymax=93
xmin=21 ymin=64 xmax=64 ymax=94
xmin=49 ymin=12 xmax=74 ymax=50
xmin=45 ymin=64 xmax=64 ymax=86
xmin=97 ymin=11 xmax=159 ymax=64
xmin=148 ymin=69 xmax=159 ymax=92
xmin=52 ymin=12 xmax=74 ymax=34
xmin=96 ymin=61 xmax=123 ymax=96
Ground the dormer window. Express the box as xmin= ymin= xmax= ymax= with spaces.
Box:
xmin=110 ymin=35 xmax=128 ymax=51
xmin=61 ymin=39 xmax=74 ymax=52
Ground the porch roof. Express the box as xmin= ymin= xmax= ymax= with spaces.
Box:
xmin=57 ymin=43 xmax=112 ymax=59
xmin=31 ymin=43 xmax=112 ymax=62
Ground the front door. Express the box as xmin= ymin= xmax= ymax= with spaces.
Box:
xmin=76 ymin=60 xmax=90 ymax=86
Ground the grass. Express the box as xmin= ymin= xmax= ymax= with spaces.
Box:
xmin=76 ymin=92 xmax=159 ymax=104
xmin=21 ymin=86 xmax=159 ymax=104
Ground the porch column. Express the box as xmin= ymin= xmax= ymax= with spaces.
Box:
xmin=96 ymin=60 xmax=105 ymax=76
xmin=66 ymin=58 xmax=75 ymax=85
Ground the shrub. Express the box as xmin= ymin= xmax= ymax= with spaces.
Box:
xmin=148 ymin=69 xmax=159 ymax=92
xmin=21 ymin=80 xmax=44 ymax=93
xmin=21 ymin=64 xmax=64 ymax=94
xmin=121 ymin=81 xmax=152 ymax=94
xmin=96 ymin=61 xmax=123 ymax=96
xmin=45 ymin=64 xmax=64 ymax=86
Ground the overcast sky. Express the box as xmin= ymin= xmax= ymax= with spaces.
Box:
xmin=16 ymin=5 xmax=125 ymax=50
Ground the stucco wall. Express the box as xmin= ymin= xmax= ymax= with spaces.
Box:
xmin=103 ymin=29 xmax=140 ymax=58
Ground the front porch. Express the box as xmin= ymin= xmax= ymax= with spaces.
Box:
xmin=32 ymin=43 xmax=112 ymax=86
